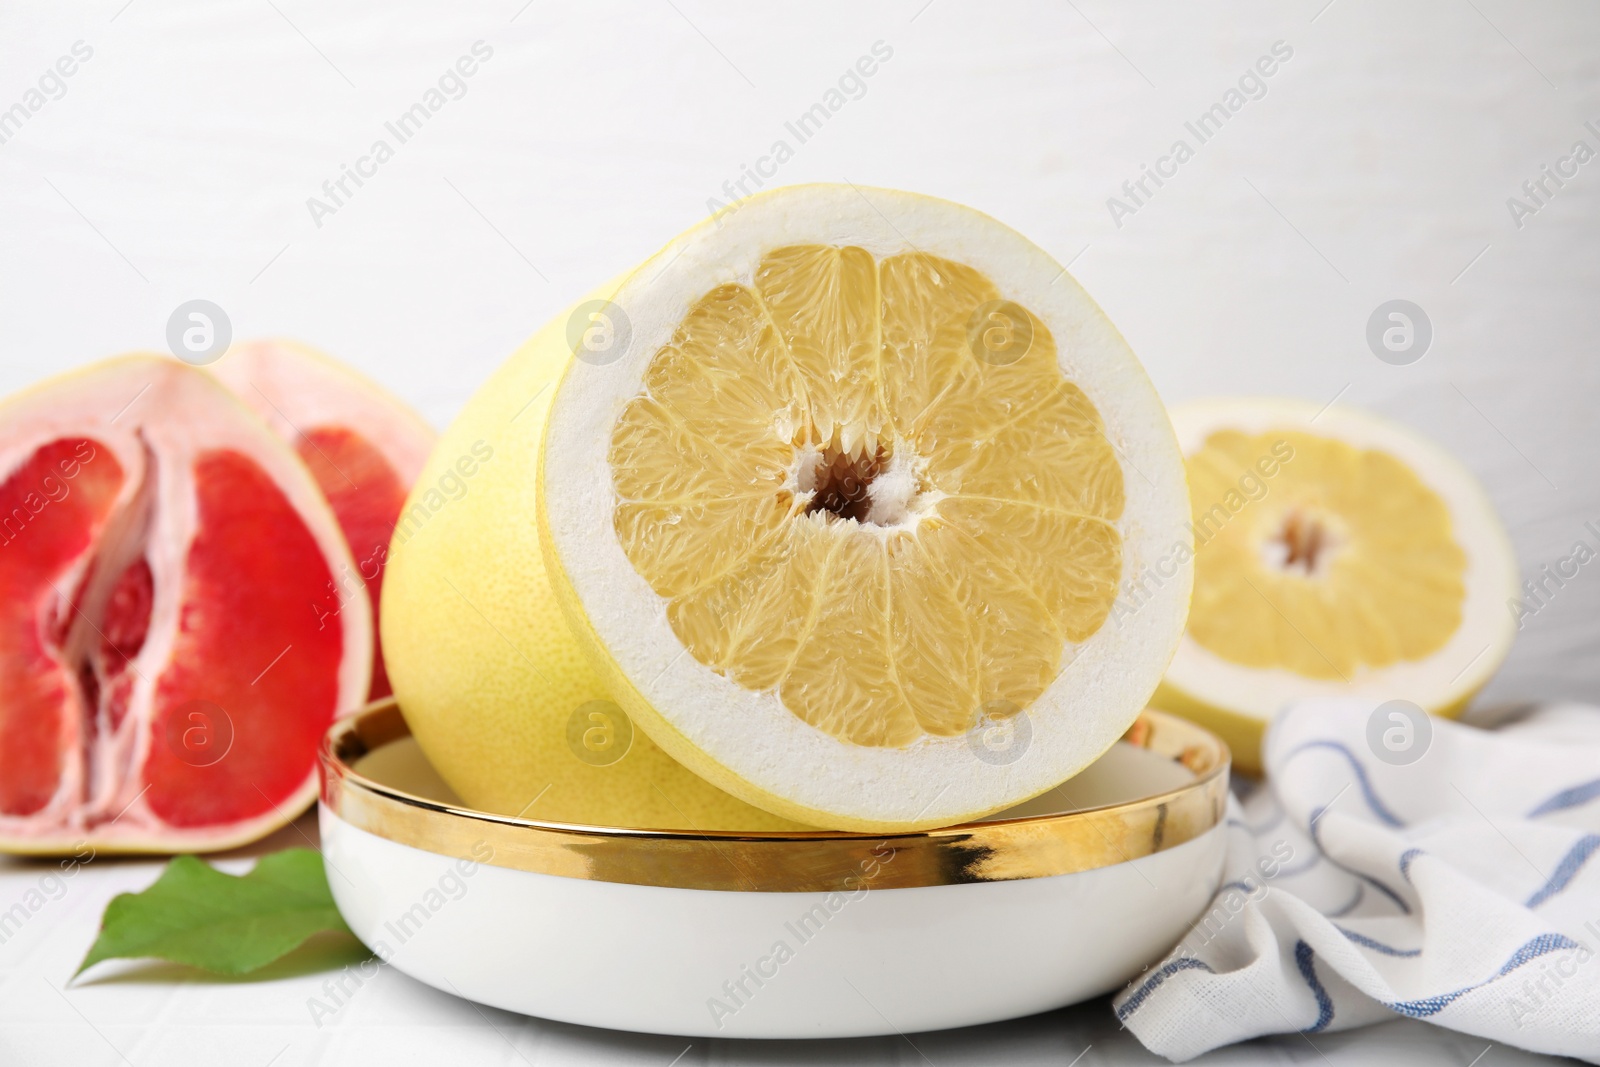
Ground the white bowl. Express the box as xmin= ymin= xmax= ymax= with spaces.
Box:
xmin=318 ymin=703 xmax=1228 ymax=1039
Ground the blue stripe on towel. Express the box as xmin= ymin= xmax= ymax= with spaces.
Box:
xmin=1325 ymin=882 xmax=1364 ymax=918
xmin=1334 ymin=924 xmax=1421 ymax=957
xmin=1294 ymin=941 xmax=1335 ymax=1033
xmin=1247 ymin=807 xmax=1286 ymax=836
xmin=1115 ymin=957 xmax=1216 ymax=1021
xmin=1528 ymin=778 xmax=1600 ymax=818
xmin=1275 ymin=850 xmax=1323 ymax=878
xmin=1385 ymin=933 xmax=1582 ymax=1018
xmin=1359 ymin=873 xmax=1412 ymax=915
xmin=1292 ymin=803 xmax=1411 ymax=914
xmin=1399 ymin=848 xmax=1425 ymax=881
xmin=1524 ymin=834 xmax=1600 ymax=909
xmin=1281 ymin=740 xmax=1405 ymax=827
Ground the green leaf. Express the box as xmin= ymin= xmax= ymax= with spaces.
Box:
xmin=75 ymin=848 xmax=357 ymax=977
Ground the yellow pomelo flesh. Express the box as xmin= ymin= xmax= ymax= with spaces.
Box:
xmin=607 ymin=248 xmax=1125 ymax=748
xmin=1186 ymin=428 xmax=1465 ymax=678
xmin=379 ymin=289 xmax=809 ymax=831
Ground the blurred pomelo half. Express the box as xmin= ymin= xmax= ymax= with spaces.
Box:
xmin=210 ymin=340 xmax=435 ymax=702
xmin=535 ymin=184 xmax=1192 ymax=831
xmin=0 ymin=357 xmax=370 ymax=853
xmin=1154 ymin=397 xmax=1519 ymax=772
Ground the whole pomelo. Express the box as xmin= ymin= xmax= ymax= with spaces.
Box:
xmin=380 ymin=288 xmax=807 ymax=830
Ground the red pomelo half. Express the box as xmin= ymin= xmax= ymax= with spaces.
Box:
xmin=0 ymin=356 xmax=371 ymax=853
xmin=209 ymin=340 xmax=434 ymax=701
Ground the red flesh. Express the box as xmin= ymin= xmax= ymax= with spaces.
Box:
xmin=144 ymin=450 xmax=343 ymax=827
xmin=0 ymin=439 xmax=122 ymax=816
xmin=0 ymin=434 xmax=347 ymax=839
xmin=295 ymin=427 xmax=407 ymax=700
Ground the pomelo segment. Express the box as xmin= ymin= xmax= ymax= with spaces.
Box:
xmin=210 ymin=340 xmax=434 ymax=701
xmin=0 ymin=357 xmax=371 ymax=853
xmin=0 ymin=437 xmax=120 ymax=820
xmin=539 ymin=185 xmax=1193 ymax=831
xmin=1154 ymin=398 xmax=1519 ymax=773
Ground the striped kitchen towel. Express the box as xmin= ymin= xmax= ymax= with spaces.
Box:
xmin=1115 ymin=698 xmax=1600 ymax=1062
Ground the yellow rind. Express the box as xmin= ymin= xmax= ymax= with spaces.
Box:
xmin=380 ymin=286 xmax=807 ymax=832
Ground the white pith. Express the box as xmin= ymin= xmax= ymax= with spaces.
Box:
xmin=0 ymin=357 xmax=372 ymax=852
xmin=540 ymin=185 xmax=1193 ymax=828
xmin=1165 ymin=397 xmax=1519 ymax=723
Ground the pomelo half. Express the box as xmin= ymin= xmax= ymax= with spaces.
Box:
xmin=538 ymin=185 xmax=1193 ymax=831
xmin=210 ymin=340 xmax=435 ymax=701
xmin=380 ymin=288 xmax=812 ymax=832
xmin=1154 ymin=397 xmax=1518 ymax=772
xmin=0 ymin=357 xmax=371 ymax=853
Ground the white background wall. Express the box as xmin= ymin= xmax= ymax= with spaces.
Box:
xmin=1 ymin=0 xmax=1596 ymax=705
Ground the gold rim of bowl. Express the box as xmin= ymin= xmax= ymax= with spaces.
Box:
xmin=319 ymin=701 xmax=1230 ymax=893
